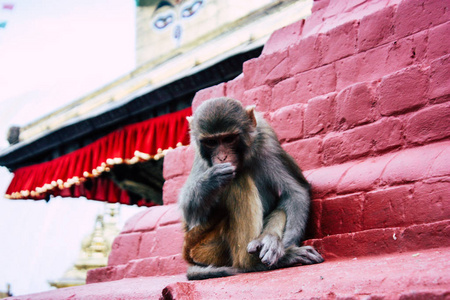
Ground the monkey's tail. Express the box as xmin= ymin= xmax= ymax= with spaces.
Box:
xmin=187 ymin=265 xmax=238 ymax=280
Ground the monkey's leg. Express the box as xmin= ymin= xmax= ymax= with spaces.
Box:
xmin=247 ymin=209 xmax=287 ymax=266
xmin=183 ymin=219 xmax=231 ymax=267
xmin=225 ymin=175 xmax=263 ymax=269
xmin=277 ymin=245 xmax=324 ymax=267
xmin=184 ymin=220 xmax=238 ymax=281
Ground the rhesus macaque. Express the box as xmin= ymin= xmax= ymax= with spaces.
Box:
xmin=179 ymin=97 xmax=323 ymax=280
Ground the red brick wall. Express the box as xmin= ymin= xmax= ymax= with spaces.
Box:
xmin=87 ymin=0 xmax=450 ymax=284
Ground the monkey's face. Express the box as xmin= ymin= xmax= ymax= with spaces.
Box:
xmin=191 ymin=97 xmax=257 ymax=169
xmin=200 ymin=133 xmax=241 ymax=168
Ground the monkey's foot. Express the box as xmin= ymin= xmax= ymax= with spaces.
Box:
xmin=247 ymin=234 xmax=285 ymax=266
xmin=290 ymin=245 xmax=324 ymax=265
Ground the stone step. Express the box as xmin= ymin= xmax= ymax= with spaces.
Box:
xmin=8 ymin=247 xmax=450 ymax=299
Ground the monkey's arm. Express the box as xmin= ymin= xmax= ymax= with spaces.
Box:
xmin=179 ymin=156 xmax=235 ymax=228
xmin=254 ymin=142 xmax=311 ymax=248
xmin=247 ymin=209 xmax=286 ymax=266
xmin=276 ymin=151 xmax=311 ymax=248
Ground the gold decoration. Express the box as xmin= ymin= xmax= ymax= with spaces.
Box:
xmin=48 ymin=203 xmax=120 ymax=288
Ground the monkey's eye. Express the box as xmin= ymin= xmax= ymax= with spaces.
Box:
xmin=222 ymin=135 xmax=238 ymax=144
xmin=201 ymin=139 xmax=218 ymax=148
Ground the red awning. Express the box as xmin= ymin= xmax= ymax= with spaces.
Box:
xmin=5 ymin=107 xmax=192 ymax=206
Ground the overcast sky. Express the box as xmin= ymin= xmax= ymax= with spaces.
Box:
xmin=0 ymin=0 xmax=136 ymax=148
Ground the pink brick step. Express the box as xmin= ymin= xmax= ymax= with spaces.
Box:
xmin=9 ymin=248 xmax=450 ymax=299
xmin=88 ymin=139 xmax=450 ymax=283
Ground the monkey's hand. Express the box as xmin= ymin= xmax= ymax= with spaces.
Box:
xmin=203 ymin=163 xmax=236 ymax=190
xmin=247 ymin=234 xmax=285 ymax=267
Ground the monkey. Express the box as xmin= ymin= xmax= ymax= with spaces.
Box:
xmin=179 ymin=97 xmax=323 ymax=280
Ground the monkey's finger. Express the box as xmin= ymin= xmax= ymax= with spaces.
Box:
xmin=261 ymin=247 xmax=285 ymax=266
xmin=215 ymin=163 xmax=236 ymax=171
xmin=259 ymin=236 xmax=284 ymax=266
xmin=214 ymin=165 xmax=236 ymax=176
xmin=303 ymin=246 xmax=324 ymax=263
xmin=247 ymin=239 xmax=262 ymax=254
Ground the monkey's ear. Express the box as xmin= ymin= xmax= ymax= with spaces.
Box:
xmin=246 ymin=105 xmax=257 ymax=127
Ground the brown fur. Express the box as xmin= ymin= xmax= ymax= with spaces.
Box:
xmin=183 ymin=173 xmax=264 ymax=269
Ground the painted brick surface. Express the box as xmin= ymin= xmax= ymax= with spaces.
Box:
xmin=262 ymin=20 xmax=304 ymax=55
xmin=288 ymin=33 xmax=321 ymax=75
xmin=376 ymin=65 xmax=429 ymax=116
xmin=335 ymin=82 xmax=377 ymax=130
xmin=303 ymin=92 xmax=336 ymax=136
xmin=429 ymin=54 xmax=450 ymax=101
xmin=15 ymin=249 xmax=450 ymax=300
xmin=269 ymin=103 xmax=305 ymax=142
xmin=84 ymin=0 xmax=450 ymax=293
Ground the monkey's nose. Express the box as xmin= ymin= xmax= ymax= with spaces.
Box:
xmin=218 ymin=155 xmax=228 ymax=162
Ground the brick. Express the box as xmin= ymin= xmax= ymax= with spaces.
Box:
xmin=243 ymin=50 xmax=289 ymax=89
xmin=404 ymin=102 xmax=450 ymax=145
xmin=121 ymin=209 xmax=148 ymax=233
xmin=363 ymin=185 xmax=413 ymax=230
xmin=162 ymin=175 xmax=188 ymax=205
xmin=370 ymin=118 xmax=404 ymax=153
xmin=321 ymin=21 xmax=358 ymax=64
xmin=262 ymin=20 xmax=304 ymax=55
xmin=377 ymin=65 xmax=429 ymax=116
xmin=321 ymin=132 xmax=346 ymax=165
xmin=269 ymin=103 xmax=304 ymax=142
xmin=272 ymin=64 xmax=336 ymax=109
xmin=125 ymin=257 xmax=158 ymax=278
xmin=242 ymin=85 xmax=272 ymax=112
xmin=108 ymin=232 xmax=142 ymax=266
xmin=163 ymin=146 xmax=194 ymax=180
xmin=151 ymin=223 xmax=185 ymax=257
xmin=311 ymin=0 xmax=329 ymax=14
xmin=225 ymin=74 xmax=245 ymax=102
xmin=400 ymin=220 xmax=450 ymax=252
xmin=306 ymin=161 xmax=356 ymax=198
xmin=282 ymin=137 xmax=322 ymax=170
xmin=406 ymin=180 xmax=450 ymax=225
xmin=358 ymin=5 xmax=395 ymax=52
xmin=428 ymin=22 xmax=450 ymax=61
xmin=158 ymin=203 xmax=182 ymax=226
xmin=321 ymin=0 xmax=349 ymax=19
xmin=157 ymin=254 xmax=188 ymax=276
xmin=430 ymin=144 xmax=450 ymax=178
xmin=133 ymin=205 xmax=172 ymax=232
xmin=304 ymin=93 xmax=336 ymax=136
xmin=394 ymin=0 xmax=450 ymax=39
xmin=125 ymin=255 xmax=186 ymax=277
xmin=302 ymin=1 xmax=328 ymax=36
xmin=307 ymin=228 xmax=401 ymax=259
xmin=336 ymin=30 xmax=428 ymax=91
xmin=337 ymin=153 xmax=395 ymax=194
xmin=288 ymin=33 xmax=321 ymax=75
xmin=321 ymin=193 xmax=364 ymax=236
xmin=381 ymin=142 xmax=446 ymax=185
xmin=86 ymin=264 xmax=126 ymax=284
xmin=322 ymin=118 xmax=403 ymax=165
xmin=137 ymin=231 xmax=157 ymax=259
xmin=317 ymin=2 xmax=381 ymax=35
xmin=192 ymin=83 xmax=226 ymax=112
xmin=429 ymin=54 xmax=450 ymax=101
xmin=335 ymin=82 xmax=377 ymax=130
